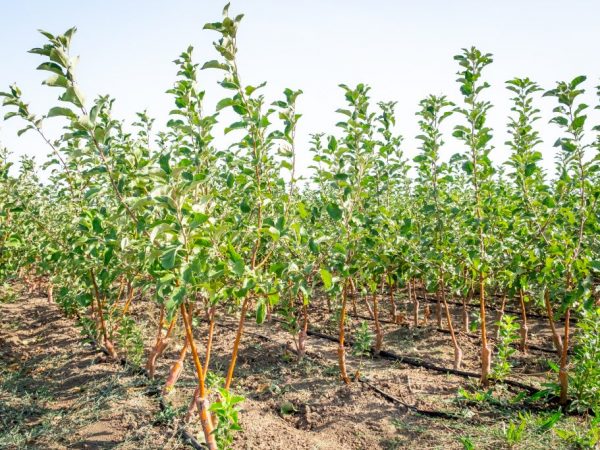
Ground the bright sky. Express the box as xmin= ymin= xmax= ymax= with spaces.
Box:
xmin=1 ymin=0 xmax=599 ymax=179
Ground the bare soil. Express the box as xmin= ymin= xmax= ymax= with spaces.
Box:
xmin=0 ymin=295 xmax=184 ymax=450
xmin=1 ymin=288 xmax=591 ymax=450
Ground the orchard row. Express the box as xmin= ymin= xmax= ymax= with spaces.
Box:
xmin=1 ymin=4 xmax=599 ymax=448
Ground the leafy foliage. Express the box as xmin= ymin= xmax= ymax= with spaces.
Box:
xmin=0 ymin=4 xmax=599 ymax=446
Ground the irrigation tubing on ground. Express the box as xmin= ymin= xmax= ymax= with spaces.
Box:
xmin=216 ymin=320 xmax=476 ymax=422
xmin=302 ymin=327 xmax=542 ymax=395
xmin=310 ymin=304 xmax=561 ymax=355
xmin=298 ymin=323 xmax=599 ymax=416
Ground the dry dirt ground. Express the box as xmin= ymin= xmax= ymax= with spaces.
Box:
xmin=0 ymin=295 xmax=185 ymax=450
xmin=0 ymin=289 xmax=595 ymax=450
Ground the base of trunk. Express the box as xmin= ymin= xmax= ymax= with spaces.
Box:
xmin=337 ymin=346 xmax=350 ymax=384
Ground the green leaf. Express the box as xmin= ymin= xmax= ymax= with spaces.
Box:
xmin=92 ymin=216 xmax=103 ymax=233
xmin=462 ymin=160 xmax=474 ymax=174
xmin=231 ymin=259 xmax=244 ymax=277
xmin=216 ymin=98 xmax=234 ymax=111
xmin=267 ymin=226 xmax=280 ymax=241
xmin=201 ymin=60 xmax=229 ymax=71
xmin=160 ymin=246 xmax=179 ymax=270
xmin=279 ymin=401 xmax=297 ymax=416
xmin=84 ymin=187 xmax=101 ymax=199
xmin=224 ymin=121 xmax=247 ymax=134
xmin=17 ymin=125 xmax=34 ymax=136
xmin=59 ymin=86 xmax=85 ymax=108
xmin=36 ymin=62 xmax=64 ymax=75
xmin=43 ymin=74 xmax=69 ymax=88
xmin=320 ymin=268 xmax=333 ymax=290
xmin=570 ymin=75 xmax=587 ymax=88
xmin=159 ymin=153 xmax=171 ymax=175
xmin=166 ymin=286 xmax=187 ymax=317
xmin=572 ymin=115 xmax=586 ymax=130
xmin=524 ymin=163 xmax=536 ymax=177
xmin=256 ymin=300 xmax=266 ymax=324
xmin=228 ymin=247 xmax=245 ymax=277
xmin=47 ymin=106 xmax=76 ymax=119
xmin=240 ymin=199 xmax=251 ymax=213
xmin=103 ymin=247 xmax=114 ymax=265
xmin=326 ymin=203 xmax=343 ymax=221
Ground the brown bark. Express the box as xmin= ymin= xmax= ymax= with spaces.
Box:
xmin=121 ymin=282 xmax=135 ymax=317
xmin=559 ymin=308 xmax=571 ymax=405
xmin=387 ymin=277 xmax=398 ymax=324
xmin=518 ymin=289 xmax=529 ymax=353
xmin=224 ymin=296 xmax=250 ymax=391
xmin=411 ymin=280 xmax=420 ymax=327
xmin=440 ymin=274 xmax=463 ymax=369
xmin=180 ymin=303 xmax=217 ymax=450
xmin=545 ymin=289 xmax=563 ymax=356
xmin=462 ymin=285 xmax=472 ymax=332
xmin=146 ymin=309 xmax=177 ymax=379
xmin=495 ymin=294 xmax=507 ymax=340
xmin=297 ymin=298 xmax=309 ymax=358
xmin=163 ymin=337 xmax=189 ymax=394
xmin=363 ymin=290 xmax=375 ymax=318
xmin=186 ymin=305 xmax=217 ymax=422
xmin=436 ymin=288 xmax=442 ymax=329
xmin=90 ymin=269 xmax=118 ymax=359
xmin=338 ymin=282 xmax=351 ymax=384
xmin=204 ymin=306 xmax=216 ymax=376
xmin=373 ymin=291 xmax=383 ymax=354
xmin=266 ymin=300 xmax=272 ymax=322
xmin=349 ymin=277 xmax=358 ymax=316
xmin=146 ymin=306 xmax=166 ymax=378
xmin=479 ymin=273 xmax=491 ymax=387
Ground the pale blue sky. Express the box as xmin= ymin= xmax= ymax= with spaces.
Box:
xmin=1 ymin=0 xmax=599 ymax=177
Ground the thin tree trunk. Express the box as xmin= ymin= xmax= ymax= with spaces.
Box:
xmin=373 ymin=291 xmax=383 ymax=354
xmin=440 ymin=274 xmax=463 ymax=369
xmin=495 ymin=294 xmax=507 ymax=339
xmin=204 ymin=306 xmax=216 ymax=376
xmin=518 ymin=289 xmax=529 ymax=353
xmin=349 ymin=277 xmax=358 ymax=316
xmin=146 ymin=310 xmax=177 ymax=379
xmin=180 ymin=303 xmax=217 ymax=450
xmin=387 ymin=276 xmax=398 ymax=324
xmin=422 ymin=290 xmax=430 ymax=325
xmin=436 ymin=286 xmax=442 ymax=329
xmin=266 ymin=299 xmax=272 ymax=322
xmin=545 ymin=289 xmax=563 ymax=356
xmin=121 ymin=282 xmax=135 ymax=317
xmin=146 ymin=305 xmax=166 ymax=378
xmin=363 ymin=290 xmax=375 ymax=318
xmin=462 ymin=285 xmax=472 ymax=332
xmin=412 ymin=279 xmax=420 ymax=327
xmin=338 ymin=281 xmax=350 ymax=384
xmin=90 ymin=269 xmax=117 ymax=359
xmin=297 ymin=297 xmax=308 ymax=358
xmin=479 ymin=273 xmax=491 ymax=387
xmin=186 ymin=305 xmax=217 ymax=422
xmin=163 ymin=336 xmax=189 ymax=394
xmin=559 ymin=308 xmax=571 ymax=405
xmin=224 ymin=296 xmax=250 ymax=391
